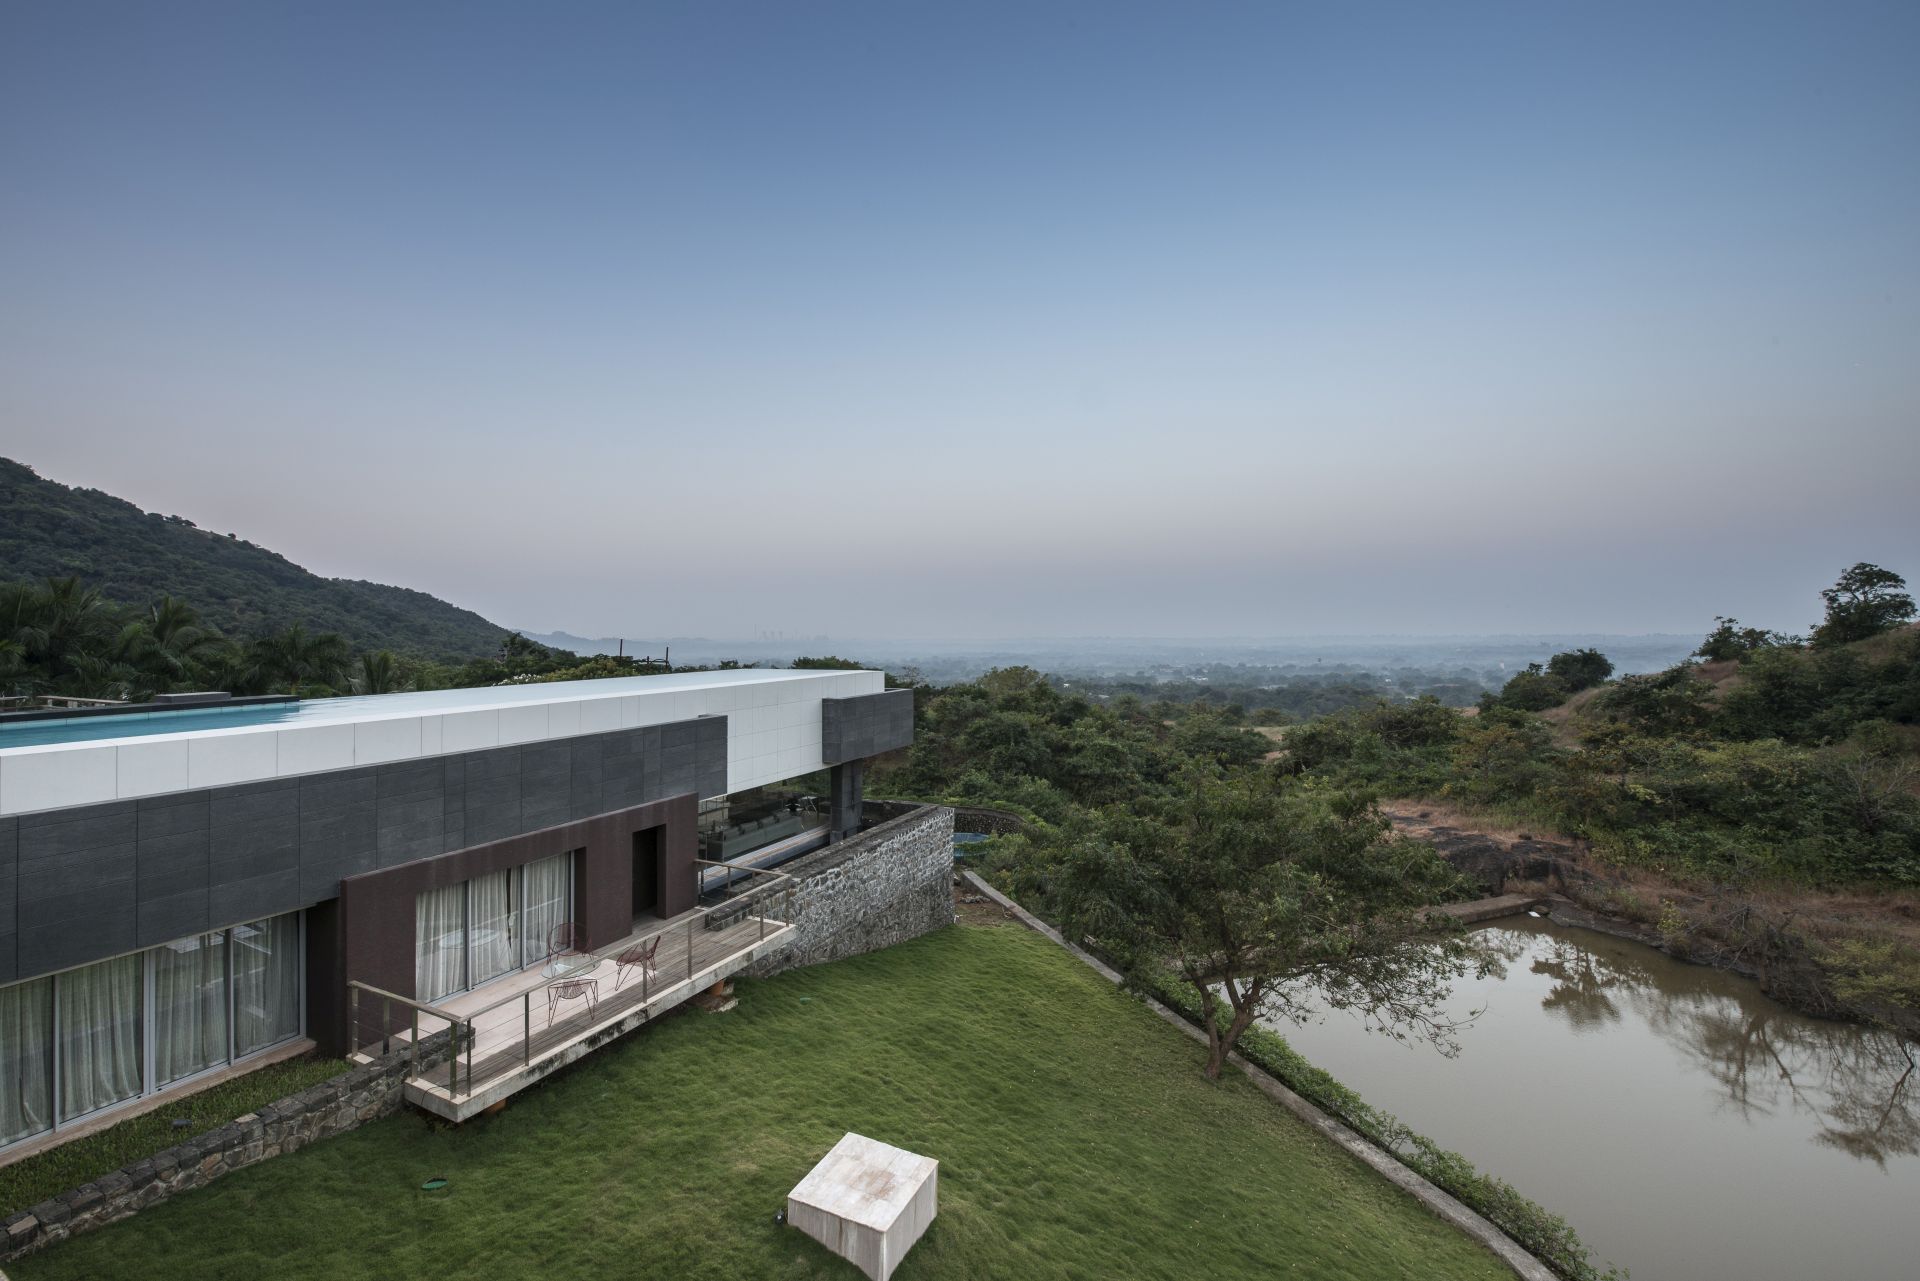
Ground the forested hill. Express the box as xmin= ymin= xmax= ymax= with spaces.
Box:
xmin=0 ymin=458 xmax=509 ymax=658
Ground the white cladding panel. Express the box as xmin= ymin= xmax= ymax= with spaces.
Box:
xmin=0 ymin=669 xmax=884 ymax=816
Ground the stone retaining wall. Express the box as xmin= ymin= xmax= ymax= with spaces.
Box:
xmin=1 ymin=1033 xmax=450 ymax=1264
xmin=750 ymin=803 xmax=955 ymax=975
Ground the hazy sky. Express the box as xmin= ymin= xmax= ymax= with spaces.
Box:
xmin=3 ymin=2 xmax=1916 ymax=640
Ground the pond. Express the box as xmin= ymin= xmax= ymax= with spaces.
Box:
xmin=1274 ymin=916 xmax=1918 ymax=1281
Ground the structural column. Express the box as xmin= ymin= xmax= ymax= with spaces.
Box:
xmin=828 ymin=759 xmax=865 ymax=842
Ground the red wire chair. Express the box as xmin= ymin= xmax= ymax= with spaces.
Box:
xmin=546 ymin=922 xmax=587 ymax=965
xmin=613 ymin=935 xmax=661 ymax=992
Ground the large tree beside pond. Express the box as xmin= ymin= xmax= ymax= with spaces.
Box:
xmin=1056 ymin=770 xmax=1490 ymax=1079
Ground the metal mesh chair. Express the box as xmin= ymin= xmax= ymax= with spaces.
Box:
xmin=546 ymin=977 xmax=598 ymax=1026
xmin=547 ymin=922 xmax=586 ymax=964
xmin=614 ymin=935 xmax=661 ymax=992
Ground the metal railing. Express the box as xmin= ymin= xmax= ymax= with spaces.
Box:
xmin=694 ymin=858 xmax=796 ymax=944
xmin=347 ymin=884 xmax=797 ymax=1103
xmin=346 ymin=980 xmax=462 ymax=1082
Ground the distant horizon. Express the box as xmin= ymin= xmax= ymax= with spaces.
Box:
xmin=517 ymin=626 xmax=1703 ymax=646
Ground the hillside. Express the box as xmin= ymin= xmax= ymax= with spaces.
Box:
xmin=0 ymin=458 xmax=509 ymax=659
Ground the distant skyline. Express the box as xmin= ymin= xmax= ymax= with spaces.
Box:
xmin=4 ymin=3 xmax=1915 ymax=639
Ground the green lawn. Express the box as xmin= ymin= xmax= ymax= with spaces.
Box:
xmin=13 ymin=923 xmax=1507 ymax=1281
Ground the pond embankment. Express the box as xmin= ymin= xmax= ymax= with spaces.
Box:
xmin=1388 ymin=804 xmax=1920 ymax=1037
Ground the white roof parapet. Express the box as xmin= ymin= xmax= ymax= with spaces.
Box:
xmin=0 ymin=668 xmax=885 ymax=817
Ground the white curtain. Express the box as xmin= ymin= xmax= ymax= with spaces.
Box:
xmin=521 ymin=854 xmax=573 ymax=965
xmin=416 ymin=883 xmax=467 ymax=1001
xmin=57 ymin=955 xmax=143 ymax=1121
xmin=233 ymin=914 xmax=302 ymax=1055
xmin=0 ymin=977 xmax=53 ymax=1145
xmin=154 ymin=932 xmax=228 ymax=1086
xmin=469 ymin=869 xmax=517 ymax=987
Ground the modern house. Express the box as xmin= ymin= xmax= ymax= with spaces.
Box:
xmin=0 ymin=669 xmax=914 ymax=1147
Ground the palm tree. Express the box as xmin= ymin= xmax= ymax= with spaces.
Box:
xmin=239 ymin=624 xmax=353 ymax=697
xmin=113 ymin=596 xmax=233 ymax=698
xmin=354 ymin=650 xmax=410 ymax=695
xmin=0 ymin=577 xmax=119 ymax=695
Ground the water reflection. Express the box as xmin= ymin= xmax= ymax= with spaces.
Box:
xmin=1505 ymin=921 xmax=1919 ymax=1169
xmin=1277 ymin=917 xmax=1920 ymax=1281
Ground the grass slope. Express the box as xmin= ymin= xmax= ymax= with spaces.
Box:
xmin=0 ymin=458 xmax=508 ymax=658
xmin=13 ymin=924 xmax=1505 ymax=1281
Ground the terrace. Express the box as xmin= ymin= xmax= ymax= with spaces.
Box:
xmin=348 ymin=864 xmax=795 ymax=1123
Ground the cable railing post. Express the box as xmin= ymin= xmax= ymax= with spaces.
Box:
xmin=687 ymin=917 xmax=695 ymax=983
xmin=447 ymin=1019 xmax=459 ymax=1094
xmin=382 ymin=995 xmax=392 ymax=1056
xmin=350 ymin=985 xmax=360 ymax=1058
xmin=524 ymin=991 xmax=532 ymax=1066
xmin=411 ymin=1006 xmax=420 ymax=1077
xmin=464 ymin=1020 xmax=474 ymax=1098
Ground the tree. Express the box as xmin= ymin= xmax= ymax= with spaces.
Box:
xmin=1546 ymin=648 xmax=1614 ymax=692
xmin=1596 ymin=664 xmax=1716 ymax=735
xmin=1485 ymin=663 xmax=1567 ymax=712
xmin=354 ymin=650 xmax=410 ymax=695
xmin=1813 ymin=564 xmax=1916 ymax=648
xmin=116 ymin=596 xmax=230 ymax=696
xmin=1695 ymin=616 xmax=1792 ymax=662
xmin=238 ymin=624 xmax=352 ymax=696
xmin=1056 ymin=771 xmax=1487 ymax=1079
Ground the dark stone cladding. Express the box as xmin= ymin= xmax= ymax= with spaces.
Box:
xmin=819 ymin=689 xmax=915 ymax=766
xmin=0 ymin=715 xmax=727 ymax=986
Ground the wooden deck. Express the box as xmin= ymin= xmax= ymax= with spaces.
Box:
xmin=398 ymin=908 xmax=794 ymax=1122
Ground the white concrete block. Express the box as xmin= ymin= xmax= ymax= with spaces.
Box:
xmin=1 ymin=743 xmax=119 ymax=814
xmin=578 ymin=697 xmax=622 ymax=734
xmin=277 ymin=723 xmax=356 ymax=777
xmin=355 ymin=716 xmax=423 ymax=766
xmin=116 ymin=739 xmax=191 ymax=799
xmin=420 ymin=715 xmax=444 ymax=757
xmin=497 ymin=703 xmax=549 ymax=745
xmin=187 ymin=731 xmax=278 ymax=790
xmin=546 ymin=700 xmax=580 ymax=738
xmin=442 ymin=709 xmax=501 ymax=752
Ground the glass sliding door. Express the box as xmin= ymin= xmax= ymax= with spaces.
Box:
xmin=56 ymin=954 xmax=143 ymax=1121
xmin=153 ymin=932 xmax=229 ymax=1086
xmin=415 ymin=883 xmax=467 ymax=1002
xmin=0 ymin=909 xmax=308 ymax=1155
xmin=232 ymin=915 xmax=302 ymax=1056
xmin=469 ymin=869 xmax=517 ymax=988
xmin=521 ymin=853 xmax=573 ymax=966
xmin=0 ymin=977 xmax=53 ymax=1146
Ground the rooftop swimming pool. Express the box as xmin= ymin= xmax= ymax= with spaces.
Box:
xmin=0 ymin=669 xmax=843 ymax=749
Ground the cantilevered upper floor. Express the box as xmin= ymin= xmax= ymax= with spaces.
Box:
xmin=0 ymin=667 xmax=905 ymax=816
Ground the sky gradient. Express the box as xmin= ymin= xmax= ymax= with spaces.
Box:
xmin=3 ymin=2 xmax=1916 ymax=640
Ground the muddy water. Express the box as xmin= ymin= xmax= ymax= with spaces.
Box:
xmin=1274 ymin=917 xmax=1918 ymax=1281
